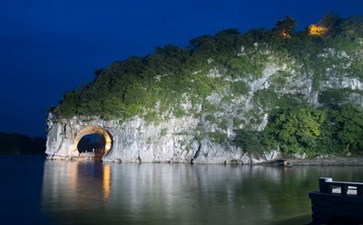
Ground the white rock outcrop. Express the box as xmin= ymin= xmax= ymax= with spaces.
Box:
xmin=46 ymin=114 xmax=277 ymax=164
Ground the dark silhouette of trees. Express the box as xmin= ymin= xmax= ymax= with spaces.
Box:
xmin=0 ymin=132 xmax=46 ymax=155
xmin=273 ymin=16 xmax=297 ymax=39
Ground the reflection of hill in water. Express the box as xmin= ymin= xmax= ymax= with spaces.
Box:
xmin=41 ymin=162 xmax=363 ymax=225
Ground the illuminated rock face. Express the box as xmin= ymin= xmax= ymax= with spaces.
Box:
xmin=46 ymin=76 xmax=363 ymax=164
xmin=46 ymin=44 xmax=363 ymax=164
xmin=46 ymin=113 xmax=282 ymax=163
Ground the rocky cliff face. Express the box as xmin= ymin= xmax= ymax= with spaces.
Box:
xmin=46 ymin=17 xmax=363 ymax=163
xmin=46 ymin=113 xmax=280 ymax=164
xmin=46 ymin=116 xmax=279 ymax=164
xmin=46 ymin=43 xmax=363 ymax=163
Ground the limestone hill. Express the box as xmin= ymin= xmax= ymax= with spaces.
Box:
xmin=47 ymin=16 xmax=363 ymax=163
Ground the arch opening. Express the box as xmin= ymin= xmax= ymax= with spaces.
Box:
xmin=77 ymin=133 xmax=106 ymax=159
xmin=73 ymin=126 xmax=112 ymax=160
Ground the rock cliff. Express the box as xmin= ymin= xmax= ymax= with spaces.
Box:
xmin=46 ymin=17 xmax=363 ymax=163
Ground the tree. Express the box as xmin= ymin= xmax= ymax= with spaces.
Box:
xmin=273 ymin=16 xmax=297 ymax=39
xmin=234 ymin=130 xmax=263 ymax=153
xmin=333 ymin=104 xmax=363 ymax=151
xmin=266 ymin=107 xmax=326 ymax=154
xmin=317 ymin=13 xmax=341 ymax=32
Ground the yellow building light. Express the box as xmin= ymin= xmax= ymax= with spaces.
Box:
xmin=309 ymin=24 xmax=328 ymax=36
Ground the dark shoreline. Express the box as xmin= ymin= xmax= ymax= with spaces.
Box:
xmin=285 ymin=156 xmax=363 ymax=166
xmin=1 ymin=154 xmax=363 ymax=166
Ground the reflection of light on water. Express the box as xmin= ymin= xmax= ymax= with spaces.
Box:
xmin=42 ymin=160 xmax=79 ymax=204
xmin=103 ymin=164 xmax=111 ymax=200
xmin=42 ymin=160 xmax=108 ymax=210
xmin=70 ymin=162 xmax=78 ymax=193
xmin=42 ymin=163 xmax=363 ymax=225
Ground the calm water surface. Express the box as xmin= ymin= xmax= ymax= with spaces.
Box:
xmin=1 ymin=156 xmax=363 ymax=225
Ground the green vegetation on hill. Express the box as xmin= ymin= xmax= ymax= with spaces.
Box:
xmin=52 ymin=15 xmax=363 ymax=156
xmin=234 ymin=103 xmax=363 ymax=155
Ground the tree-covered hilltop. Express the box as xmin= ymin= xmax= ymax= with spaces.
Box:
xmin=52 ymin=15 xmax=363 ymax=157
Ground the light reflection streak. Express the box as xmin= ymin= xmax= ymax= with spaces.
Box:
xmin=42 ymin=160 xmax=112 ymax=209
xmin=102 ymin=164 xmax=111 ymax=201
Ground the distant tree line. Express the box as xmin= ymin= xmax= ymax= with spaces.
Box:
xmin=0 ymin=132 xmax=46 ymax=155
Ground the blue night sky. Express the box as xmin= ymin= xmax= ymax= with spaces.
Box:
xmin=0 ymin=0 xmax=362 ymax=137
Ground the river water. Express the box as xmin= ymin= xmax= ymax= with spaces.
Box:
xmin=1 ymin=156 xmax=362 ymax=225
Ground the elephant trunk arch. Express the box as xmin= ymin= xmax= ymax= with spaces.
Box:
xmin=73 ymin=126 xmax=112 ymax=156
